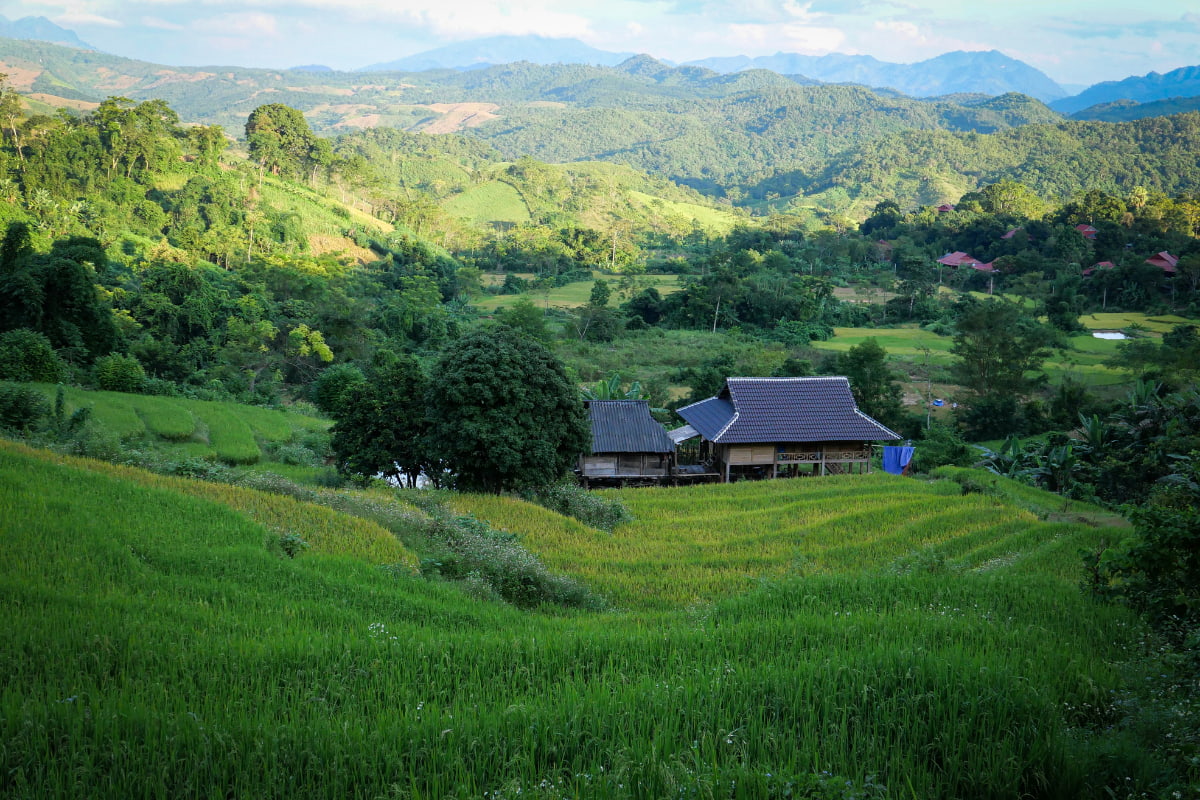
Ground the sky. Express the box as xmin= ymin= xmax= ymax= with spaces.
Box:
xmin=1 ymin=0 xmax=1197 ymax=87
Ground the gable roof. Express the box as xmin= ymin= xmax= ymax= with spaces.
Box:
xmin=1146 ymin=251 xmax=1178 ymax=272
xmin=585 ymin=400 xmax=675 ymax=454
xmin=937 ymin=251 xmax=993 ymax=271
xmin=676 ymin=377 xmax=900 ymax=445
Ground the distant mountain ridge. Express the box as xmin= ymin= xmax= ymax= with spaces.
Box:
xmin=685 ymin=50 xmax=1068 ymax=103
xmin=365 ymin=37 xmax=1067 ymax=102
xmin=363 ymin=36 xmax=636 ymax=72
xmin=1052 ymin=64 xmax=1200 ymax=114
xmin=0 ymin=15 xmax=93 ymax=50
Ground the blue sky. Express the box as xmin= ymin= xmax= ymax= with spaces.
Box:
xmin=2 ymin=0 xmax=1197 ymax=86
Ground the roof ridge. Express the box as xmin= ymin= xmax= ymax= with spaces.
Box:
xmin=726 ymin=375 xmax=843 ymax=382
xmin=853 ymin=407 xmax=901 ymax=440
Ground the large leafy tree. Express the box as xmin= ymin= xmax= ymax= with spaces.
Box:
xmin=330 ymin=354 xmax=431 ymax=487
xmin=427 ymin=325 xmax=590 ymax=493
xmin=245 ymin=103 xmax=320 ymax=180
xmin=949 ymin=298 xmax=1056 ymax=400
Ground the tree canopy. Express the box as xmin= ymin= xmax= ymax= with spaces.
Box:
xmin=427 ymin=325 xmax=590 ymax=493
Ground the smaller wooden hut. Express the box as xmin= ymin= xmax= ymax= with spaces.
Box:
xmin=579 ymin=400 xmax=675 ymax=487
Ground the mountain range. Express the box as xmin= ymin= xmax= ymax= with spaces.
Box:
xmin=1 ymin=14 xmax=1199 ymax=115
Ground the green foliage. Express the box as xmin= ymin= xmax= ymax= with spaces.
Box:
xmin=428 ymin=326 xmax=591 ymax=493
xmin=950 ymin=298 xmax=1057 ymax=400
xmin=330 ymin=354 xmax=430 ymax=487
xmin=311 ymin=362 xmax=366 ymax=414
xmin=0 ymin=381 xmax=51 ymax=431
xmin=911 ymin=424 xmax=977 ymax=473
xmin=0 ymin=328 xmax=65 ymax=382
xmin=93 ymin=352 xmax=146 ymax=393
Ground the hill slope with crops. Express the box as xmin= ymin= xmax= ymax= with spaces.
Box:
xmin=2 ymin=438 xmax=1164 ymax=799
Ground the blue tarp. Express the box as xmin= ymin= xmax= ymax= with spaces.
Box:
xmin=882 ymin=446 xmax=915 ymax=475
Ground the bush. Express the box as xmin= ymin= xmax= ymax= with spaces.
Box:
xmin=312 ymin=363 xmax=365 ymax=414
xmin=0 ymin=382 xmax=51 ymax=431
xmin=523 ymin=480 xmax=633 ymax=531
xmin=910 ymin=424 xmax=977 ymax=473
xmin=419 ymin=510 xmax=605 ymax=610
xmin=0 ymin=329 xmax=65 ymax=383
xmin=93 ymin=353 xmax=147 ymax=393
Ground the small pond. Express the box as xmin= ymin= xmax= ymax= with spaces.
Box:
xmin=1092 ymin=331 xmax=1127 ymax=340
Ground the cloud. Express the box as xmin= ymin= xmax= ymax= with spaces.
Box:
xmin=192 ymin=11 xmax=281 ymax=39
xmin=53 ymin=10 xmax=122 ymax=27
xmin=140 ymin=16 xmax=185 ymax=31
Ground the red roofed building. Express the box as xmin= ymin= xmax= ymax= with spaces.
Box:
xmin=937 ymin=252 xmax=992 ymax=270
xmin=1075 ymin=223 xmax=1098 ymax=240
xmin=1082 ymin=261 xmax=1115 ymax=277
xmin=936 ymin=204 xmax=955 ymax=213
xmin=1146 ymin=251 xmax=1178 ymax=273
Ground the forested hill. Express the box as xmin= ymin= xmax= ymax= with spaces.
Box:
xmin=4 ymin=36 xmax=1200 ymax=217
xmin=800 ymin=112 xmax=1200 ymax=210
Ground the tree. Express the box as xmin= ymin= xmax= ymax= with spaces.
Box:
xmin=330 ymin=354 xmax=431 ymax=487
xmin=950 ymin=299 xmax=1056 ymax=401
xmin=426 ymin=326 xmax=590 ymax=493
xmin=245 ymin=104 xmax=319 ymax=181
xmin=836 ymin=338 xmax=904 ymax=429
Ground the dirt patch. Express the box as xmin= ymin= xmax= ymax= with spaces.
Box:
xmin=26 ymin=93 xmax=99 ymax=112
xmin=0 ymin=64 xmax=42 ymax=91
xmin=309 ymin=235 xmax=378 ymax=265
xmin=319 ymin=103 xmax=375 ymax=114
xmin=418 ymin=102 xmax=500 ymax=134
xmin=93 ymin=67 xmax=141 ymax=92
xmin=833 ymin=286 xmax=897 ymax=303
xmin=335 ymin=114 xmax=383 ymax=129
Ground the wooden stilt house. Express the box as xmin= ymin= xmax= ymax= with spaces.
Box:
xmin=675 ymin=377 xmax=901 ymax=482
xmin=578 ymin=400 xmax=676 ymax=487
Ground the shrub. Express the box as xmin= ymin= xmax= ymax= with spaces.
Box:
xmin=419 ymin=509 xmax=605 ymax=610
xmin=0 ymin=382 xmax=51 ymax=431
xmin=0 ymin=329 xmax=65 ymax=383
xmin=93 ymin=353 xmax=147 ymax=393
xmin=523 ymin=480 xmax=633 ymax=531
xmin=910 ymin=424 xmax=977 ymax=473
xmin=312 ymin=363 xmax=365 ymax=414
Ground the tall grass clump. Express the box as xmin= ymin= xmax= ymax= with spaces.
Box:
xmin=523 ymin=479 xmax=633 ymax=530
xmin=417 ymin=506 xmax=605 ymax=610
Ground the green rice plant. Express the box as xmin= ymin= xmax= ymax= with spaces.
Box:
xmin=3 ymin=441 xmax=417 ymax=568
xmin=184 ymin=400 xmax=262 ymax=464
xmin=129 ymin=394 xmax=197 ymax=440
xmin=0 ymin=439 xmax=1169 ymax=800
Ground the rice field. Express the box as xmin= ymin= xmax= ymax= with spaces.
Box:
xmin=32 ymin=385 xmax=328 ymax=467
xmin=2 ymin=440 xmax=1157 ymax=799
xmin=451 ymin=472 xmax=1121 ymax=610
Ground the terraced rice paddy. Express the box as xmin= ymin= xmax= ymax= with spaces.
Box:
xmin=3 ymin=440 xmax=1150 ymax=799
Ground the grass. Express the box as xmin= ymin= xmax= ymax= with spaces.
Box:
xmin=474 ymin=273 xmax=683 ymax=312
xmin=627 ymin=190 xmax=740 ymax=235
xmin=442 ymin=180 xmax=531 ymax=225
xmin=31 ymin=385 xmax=330 ymax=469
xmin=0 ymin=437 xmax=1168 ymax=799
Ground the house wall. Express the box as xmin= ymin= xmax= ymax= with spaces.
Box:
xmin=714 ymin=441 xmax=874 ymax=481
xmin=580 ymin=453 xmax=671 ymax=477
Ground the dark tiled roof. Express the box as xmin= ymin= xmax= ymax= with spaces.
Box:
xmin=677 ymin=377 xmax=900 ymax=444
xmin=674 ymin=396 xmax=735 ymax=441
xmin=586 ymin=400 xmax=675 ymax=454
